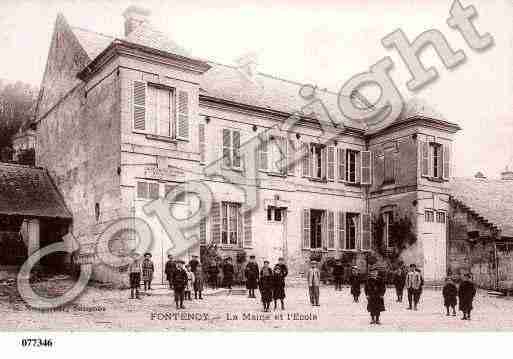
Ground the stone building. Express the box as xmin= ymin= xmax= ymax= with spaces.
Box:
xmin=33 ymin=6 xmax=460 ymax=285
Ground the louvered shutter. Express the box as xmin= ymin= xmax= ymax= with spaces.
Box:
xmin=302 ymin=208 xmax=311 ymax=249
xmin=199 ymin=218 xmax=207 ymax=245
xmin=199 ymin=123 xmax=206 ymax=164
xmin=321 ymin=146 xmax=327 ymax=180
xmin=327 ymin=146 xmax=335 ymax=181
xmin=222 ymin=129 xmax=232 ymax=168
xmin=133 ymin=81 xmax=146 ymax=131
xmin=244 ymin=210 xmax=252 ymax=248
xmin=361 ymin=151 xmax=372 ymax=185
xmin=338 ymin=148 xmax=346 ymax=181
xmin=420 ymin=140 xmax=429 ymax=177
xmin=327 ymin=210 xmax=335 ymax=249
xmin=232 ymin=130 xmax=241 ymax=169
xmin=442 ymin=144 xmax=451 ymax=180
xmin=176 ymin=90 xmax=189 ymax=140
xmin=338 ymin=211 xmax=346 ymax=250
xmin=361 ymin=213 xmax=372 ymax=251
xmin=211 ymin=202 xmax=221 ymax=244
xmin=258 ymin=132 xmax=268 ymax=170
xmin=287 ymin=138 xmax=295 ymax=176
xmin=237 ymin=209 xmax=243 ymax=248
xmin=301 ymin=142 xmax=310 ymax=177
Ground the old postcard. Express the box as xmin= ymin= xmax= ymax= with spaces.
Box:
xmin=0 ymin=0 xmax=513 ymax=348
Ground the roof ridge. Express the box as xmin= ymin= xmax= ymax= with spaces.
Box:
xmin=70 ymin=25 xmax=116 ymax=41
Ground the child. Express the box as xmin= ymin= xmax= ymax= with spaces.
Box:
xmin=185 ymin=264 xmax=195 ymax=300
xmin=349 ymin=266 xmax=361 ymax=303
xmin=172 ymin=260 xmax=188 ymax=309
xmin=364 ymin=267 xmax=386 ymax=325
xmin=142 ymin=252 xmax=154 ymax=292
xmin=194 ymin=264 xmax=204 ymax=300
xmin=307 ymin=260 xmax=321 ymax=306
xmin=442 ymin=276 xmax=458 ymax=316
xmin=245 ymin=255 xmax=259 ymax=298
xmin=128 ymin=253 xmax=142 ymax=300
xmin=272 ymin=265 xmax=286 ymax=310
xmin=458 ymin=273 xmax=476 ymax=320
xmin=259 ymin=260 xmax=273 ymax=312
xmin=393 ymin=267 xmax=406 ymax=302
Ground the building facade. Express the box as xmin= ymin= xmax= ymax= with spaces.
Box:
xmin=34 ymin=7 xmax=460 ymax=285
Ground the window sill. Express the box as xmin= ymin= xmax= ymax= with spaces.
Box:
xmin=345 ymin=181 xmax=361 ymax=187
xmin=309 ymin=177 xmax=327 ymax=183
xmin=382 ymin=179 xmax=395 ymax=186
xmin=422 ymin=176 xmax=445 ymax=183
xmin=266 ymin=171 xmax=287 ymax=178
xmin=145 ymin=134 xmax=178 ymax=144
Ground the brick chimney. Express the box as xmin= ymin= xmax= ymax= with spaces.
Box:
xmin=501 ymin=166 xmax=513 ymax=180
xmin=122 ymin=5 xmax=151 ymax=36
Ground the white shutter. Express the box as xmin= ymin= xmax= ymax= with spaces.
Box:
xmin=355 ymin=151 xmax=361 ymax=183
xmin=222 ymin=129 xmax=232 ymax=168
xmin=443 ymin=144 xmax=451 ymax=180
xmin=321 ymin=146 xmax=327 ymax=180
xmin=133 ymin=81 xmax=146 ymax=131
xmin=199 ymin=123 xmax=206 ymax=164
xmin=301 ymin=142 xmax=310 ymax=177
xmin=338 ymin=211 xmax=346 ymax=250
xmin=327 ymin=210 xmax=335 ymax=249
xmin=258 ymin=132 xmax=268 ymax=171
xmin=302 ymin=208 xmax=311 ymax=249
xmin=327 ymin=146 xmax=335 ymax=181
xmin=420 ymin=140 xmax=429 ymax=177
xmin=361 ymin=151 xmax=372 ymax=185
xmin=176 ymin=90 xmax=189 ymax=140
xmin=243 ymin=210 xmax=252 ymax=248
xmin=338 ymin=148 xmax=346 ymax=182
xmin=232 ymin=130 xmax=241 ymax=169
xmin=287 ymin=138 xmax=295 ymax=176
xmin=361 ymin=213 xmax=372 ymax=251
xmin=199 ymin=218 xmax=207 ymax=245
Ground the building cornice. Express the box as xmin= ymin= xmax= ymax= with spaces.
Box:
xmin=365 ymin=116 xmax=461 ymax=140
xmin=77 ymin=40 xmax=211 ymax=82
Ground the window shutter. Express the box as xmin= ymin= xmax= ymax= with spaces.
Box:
xmin=133 ymin=81 xmax=146 ymax=131
xmin=199 ymin=218 xmax=207 ymax=245
xmin=327 ymin=146 xmax=335 ymax=181
xmin=147 ymin=85 xmax=158 ymax=134
xmin=243 ymin=210 xmax=252 ymax=248
xmin=258 ymin=133 xmax=268 ymax=170
xmin=287 ymin=138 xmax=295 ymax=176
xmin=420 ymin=140 xmax=429 ymax=177
xmin=302 ymin=208 xmax=311 ymax=249
xmin=237 ymin=209 xmax=243 ymax=248
xmin=355 ymin=151 xmax=361 ymax=183
xmin=442 ymin=144 xmax=450 ymax=180
xmin=211 ymin=202 xmax=221 ymax=244
xmin=327 ymin=211 xmax=335 ymax=249
xmin=361 ymin=213 xmax=371 ymax=251
xmin=176 ymin=90 xmax=189 ymax=140
xmin=338 ymin=148 xmax=346 ymax=181
xmin=149 ymin=183 xmax=159 ymax=199
xmin=199 ymin=123 xmax=206 ymax=164
xmin=321 ymin=146 xmax=327 ymax=180
xmin=301 ymin=142 xmax=310 ymax=177
xmin=361 ymin=150 xmax=372 ymax=185
xmin=232 ymin=130 xmax=241 ymax=169
xmin=137 ymin=182 xmax=148 ymax=199
xmin=222 ymin=129 xmax=232 ymax=168
xmin=338 ymin=211 xmax=346 ymax=250
xmin=158 ymin=88 xmax=171 ymax=137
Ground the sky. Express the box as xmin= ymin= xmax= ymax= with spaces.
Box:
xmin=0 ymin=0 xmax=512 ymax=178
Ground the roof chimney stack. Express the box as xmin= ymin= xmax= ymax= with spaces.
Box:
xmin=123 ymin=5 xmax=151 ymax=36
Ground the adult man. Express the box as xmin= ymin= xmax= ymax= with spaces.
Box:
xmin=307 ymin=260 xmax=321 ymax=306
xmin=189 ymin=254 xmax=200 ymax=274
xmin=405 ymin=264 xmax=423 ymax=310
xmin=332 ymin=258 xmax=345 ymax=291
xmin=222 ymin=257 xmax=235 ymax=289
xmin=172 ymin=260 xmax=188 ymax=310
xmin=244 ymin=255 xmax=259 ymax=298
xmin=164 ymin=254 xmax=176 ymax=290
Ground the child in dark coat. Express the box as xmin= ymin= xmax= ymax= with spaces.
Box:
xmin=349 ymin=266 xmax=361 ymax=302
xmin=259 ymin=261 xmax=273 ymax=312
xmin=272 ymin=265 xmax=286 ymax=310
xmin=194 ymin=264 xmax=204 ymax=300
xmin=393 ymin=267 xmax=406 ymax=302
xmin=142 ymin=253 xmax=154 ymax=292
xmin=458 ymin=273 xmax=476 ymax=320
xmin=172 ymin=260 xmax=188 ymax=309
xmin=245 ymin=255 xmax=259 ymax=298
xmin=442 ymin=277 xmax=458 ymax=316
xmin=364 ymin=268 xmax=386 ymax=325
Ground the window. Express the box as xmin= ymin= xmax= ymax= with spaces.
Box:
xmin=431 ymin=144 xmax=442 ymax=178
xmin=436 ymin=211 xmax=446 ymax=224
xmin=425 ymin=210 xmax=434 ymax=222
xmin=346 ymin=150 xmax=358 ymax=183
xmin=222 ymin=129 xmax=241 ymax=170
xmin=346 ymin=213 xmax=359 ymax=250
xmin=421 ymin=141 xmax=450 ymax=180
xmin=383 ymin=211 xmax=393 ymax=248
xmin=268 ymin=136 xmax=287 ymax=175
xmin=137 ymin=181 xmax=159 ymax=199
xmin=267 ymin=206 xmax=285 ymax=222
xmin=311 ymin=144 xmax=324 ymax=179
xmin=95 ymin=203 xmax=100 ymax=223
xmin=221 ymin=202 xmax=242 ymax=245
xmin=384 ymin=149 xmax=395 ymax=183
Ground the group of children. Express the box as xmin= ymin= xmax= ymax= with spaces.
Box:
xmin=442 ymin=273 xmax=476 ymax=320
xmin=245 ymin=256 xmax=288 ymax=312
xmin=165 ymin=255 xmax=205 ymax=309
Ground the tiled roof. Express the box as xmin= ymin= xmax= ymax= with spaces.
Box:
xmin=451 ymin=177 xmax=513 ymax=238
xmin=70 ymin=26 xmax=114 ymax=60
xmin=0 ymin=163 xmax=72 ymax=219
xmin=124 ymin=23 xmax=191 ymax=58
